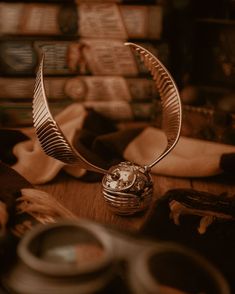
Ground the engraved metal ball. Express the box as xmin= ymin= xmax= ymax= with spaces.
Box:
xmin=33 ymin=43 xmax=182 ymax=216
xmin=102 ymin=162 xmax=153 ymax=215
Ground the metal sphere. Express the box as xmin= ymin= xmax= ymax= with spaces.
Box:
xmin=102 ymin=161 xmax=153 ymax=215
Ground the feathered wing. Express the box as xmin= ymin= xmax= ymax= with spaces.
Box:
xmin=125 ymin=42 xmax=182 ymax=169
xmin=32 ymin=54 xmax=107 ymax=174
xmin=33 ymin=44 xmax=181 ymax=173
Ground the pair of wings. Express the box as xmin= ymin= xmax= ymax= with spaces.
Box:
xmin=32 ymin=42 xmax=182 ymax=174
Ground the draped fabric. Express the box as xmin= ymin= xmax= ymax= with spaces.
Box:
xmin=0 ymin=103 xmax=235 ymax=184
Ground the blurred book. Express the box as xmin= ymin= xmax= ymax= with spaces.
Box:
xmin=0 ymin=39 xmax=169 ymax=76
xmin=0 ymin=2 xmax=163 ymax=39
xmin=0 ymin=100 xmax=157 ymax=127
xmin=0 ymin=100 xmax=71 ymax=127
xmin=0 ymin=76 xmax=158 ymax=101
xmin=0 ymin=1 xmax=169 ymax=131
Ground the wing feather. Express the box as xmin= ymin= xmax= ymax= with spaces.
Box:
xmin=32 ymin=54 xmax=107 ymax=174
xmin=125 ymin=42 xmax=182 ymax=168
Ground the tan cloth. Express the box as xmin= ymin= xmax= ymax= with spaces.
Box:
xmin=124 ymin=127 xmax=235 ymax=177
xmin=12 ymin=104 xmax=87 ymax=184
xmin=11 ymin=103 xmax=235 ymax=184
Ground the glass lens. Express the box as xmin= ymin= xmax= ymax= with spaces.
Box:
xmin=29 ymin=225 xmax=105 ymax=267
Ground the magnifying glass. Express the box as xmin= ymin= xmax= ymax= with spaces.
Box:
xmin=1 ymin=219 xmax=230 ymax=294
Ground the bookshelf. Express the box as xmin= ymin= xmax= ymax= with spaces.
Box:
xmin=0 ymin=0 xmax=235 ymax=144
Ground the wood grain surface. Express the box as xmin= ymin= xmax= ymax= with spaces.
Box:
xmin=36 ymin=172 xmax=235 ymax=232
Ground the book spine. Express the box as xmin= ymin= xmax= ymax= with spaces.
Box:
xmin=0 ymin=77 xmax=70 ymax=100
xmin=78 ymin=3 xmax=163 ymax=39
xmin=0 ymin=100 xmax=157 ymax=127
xmin=0 ymin=101 xmax=71 ymax=127
xmin=0 ymin=76 xmax=157 ymax=101
xmin=0 ymin=39 xmax=169 ymax=76
xmin=0 ymin=3 xmax=78 ymax=37
xmin=0 ymin=2 xmax=163 ymax=39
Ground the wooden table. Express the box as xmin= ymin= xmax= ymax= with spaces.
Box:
xmin=15 ymin=169 xmax=235 ymax=294
xmin=36 ymin=171 xmax=235 ymax=232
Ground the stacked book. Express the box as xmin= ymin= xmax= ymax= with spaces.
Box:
xmin=0 ymin=0 xmax=168 ymax=127
xmin=1 ymin=1 xmax=234 ymax=145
